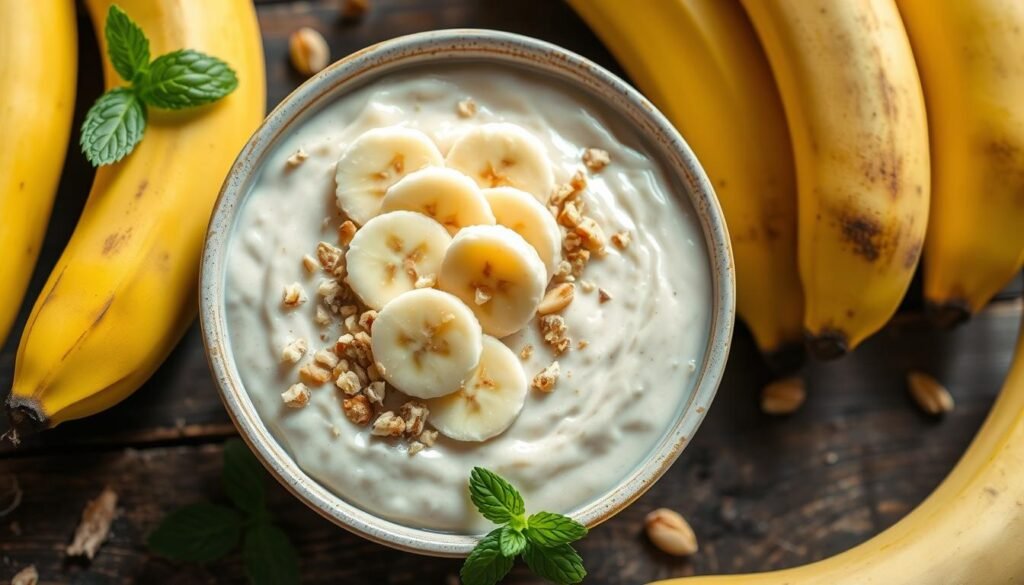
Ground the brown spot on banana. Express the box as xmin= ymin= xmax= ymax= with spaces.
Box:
xmin=838 ymin=214 xmax=883 ymax=261
xmin=102 ymin=228 xmax=132 ymax=256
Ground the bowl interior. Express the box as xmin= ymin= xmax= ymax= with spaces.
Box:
xmin=200 ymin=29 xmax=734 ymax=557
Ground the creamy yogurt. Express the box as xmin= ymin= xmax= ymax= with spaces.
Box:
xmin=224 ymin=63 xmax=711 ymax=533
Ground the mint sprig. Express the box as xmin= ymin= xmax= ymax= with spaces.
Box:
xmin=80 ymin=5 xmax=238 ymax=166
xmin=462 ymin=468 xmax=587 ymax=585
xmin=148 ymin=439 xmax=299 ymax=585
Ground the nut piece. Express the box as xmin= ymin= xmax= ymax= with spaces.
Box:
xmin=456 ymin=97 xmax=477 ymax=118
xmin=338 ymin=220 xmax=358 ymax=245
xmin=358 ymin=309 xmax=378 ymax=332
xmin=582 ymin=147 xmax=610 ymax=172
xmin=12 ymin=565 xmax=38 ymax=585
xmin=415 ymin=273 xmax=437 ymax=289
xmin=317 ymin=241 xmax=345 ymax=275
xmin=645 ymin=508 xmax=698 ymax=556
xmin=537 ymin=283 xmax=575 ymax=315
xmin=289 ymin=27 xmax=330 ymax=77
xmin=282 ymin=282 xmax=307 ymax=307
xmin=299 ymin=362 xmax=333 ymax=386
xmin=281 ymin=338 xmax=308 ymax=364
xmin=400 ymin=401 xmax=429 ymax=436
xmin=540 ymin=314 xmax=570 ymax=355
xmin=574 ymin=217 xmax=606 ymax=253
xmin=365 ymin=381 xmax=386 ymax=405
xmin=281 ymin=383 xmax=311 ymax=408
xmin=519 ymin=344 xmax=534 ymax=360
xmin=760 ymin=377 xmax=806 ymax=415
xmin=286 ymin=148 xmax=309 ymax=167
xmin=67 ymin=487 xmax=118 ymax=559
xmin=598 ymin=288 xmax=613 ymax=303
xmin=315 ymin=305 xmax=332 ymax=326
xmin=532 ymin=361 xmax=560 ymax=393
xmin=610 ymin=231 xmax=631 ymax=250
xmin=907 ymin=371 xmax=954 ymax=415
xmin=371 ymin=411 xmax=406 ymax=437
xmin=419 ymin=429 xmax=438 ymax=447
xmin=301 ymin=254 xmax=319 ymax=273
xmin=342 ymin=395 xmax=372 ymax=425
xmin=557 ymin=201 xmax=583 ymax=228
xmin=341 ymin=0 xmax=369 ymax=20
xmin=408 ymin=441 xmax=425 ymax=456
xmin=335 ymin=370 xmax=362 ymax=396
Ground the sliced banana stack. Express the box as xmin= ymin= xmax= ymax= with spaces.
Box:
xmin=483 ymin=186 xmax=562 ymax=278
xmin=439 ymin=225 xmax=547 ymax=338
xmin=428 ymin=336 xmax=528 ymax=442
xmin=345 ymin=211 xmax=452 ymax=309
xmin=371 ymin=288 xmax=483 ymax=400
xmin=446 ymin=123 xmax=555 ymax=202
xmin=335 ymin=126 xmax=444 ymax=225
xmin=380 ymin=167 xmax=496 ymax=235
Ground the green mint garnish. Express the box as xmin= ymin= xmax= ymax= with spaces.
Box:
xmin=462 ymin=467 xmax=587 ymax=585
xmin=80 ymin=5 xmax=238 ymax=166
xmin=148 ymin=439 xmax=298 ymax=584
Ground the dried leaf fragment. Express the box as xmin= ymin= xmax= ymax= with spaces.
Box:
xmin=66 ymin=487 xmax=118 ymax=560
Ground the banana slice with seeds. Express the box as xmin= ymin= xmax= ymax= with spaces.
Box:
xmin=439 ymin=225 xmax=547 ymax=338
xmin=427 ymin=335 xmax=527 ymax=442
xmin=483 ymin=186 xmax=562 ymax=278
xmin=335 ymin=127 xmax=444 ymax=225
xmin=380 ymin=167 xmax=496 ymax=235
xmin=445 ymin=123 xmax=555 ymax=203
xmin=371 ymin=288 xmax=483 ymax=400
xmin=345 ymin=211 xmax=452 ymax=309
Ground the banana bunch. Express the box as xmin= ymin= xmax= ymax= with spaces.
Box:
xmin=6 ymin=0 xmax=265 ymax=432
xmin=0 ymin=1 xmax=77 ymax=346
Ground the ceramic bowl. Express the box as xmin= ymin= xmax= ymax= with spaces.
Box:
xmin=200 ymin=29 xmax=734 ymax=557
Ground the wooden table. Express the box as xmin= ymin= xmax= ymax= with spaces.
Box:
xmin=1 ymin=1 xmax=1021 ymax=583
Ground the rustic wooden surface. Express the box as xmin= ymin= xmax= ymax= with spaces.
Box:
xmin=1 ymin=1 xmax=1022 ymax=583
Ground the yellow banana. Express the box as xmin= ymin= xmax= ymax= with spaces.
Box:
xmin=6 ymin=0 xmax=265 ymax=431
xmin=742 ymin=0 xmax=930 ymax=359
xmin=653 ymin=309 xmax=1024 ymax=584
xmin=567 ymin=0 xmax=804 ymax=371
xmin=897 ymin=0 xmax=1024 ymax=328
xmin=0 ymin=1 xmax=77 ymax=345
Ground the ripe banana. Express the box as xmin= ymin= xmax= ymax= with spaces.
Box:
xmin=484 ymin=186 xmax=563 ymax=278
xmin=896 ymin=0 xmax=1024 ymax=328
xmin=565 ymin=0 xmax=804 ymax=371
xmin=370 ymin=288 xmax=484 ymax=400
xmin=6 ymin=0 xmax=265 ymax=431
xmin=446 ymin=123 xmax=555 ymax=201
xmin=652 ymin=311 xmax=1024 ymax=584
xmin=741 ymin=0 xmax=930 ymax=359
xmin=380 ymin=167 xmax=496 ymax=235
xmin=0 ymin=1 xmax=77 ymax=345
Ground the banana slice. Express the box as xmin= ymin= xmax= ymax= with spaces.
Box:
xmin=427 ymin=335 xmax=527 ymax=442
xmin=483 ymin=186 xmax=562 ymax=278
xmin=439 ymin=225 xmax=547 ymax=338
xmin=345 ymin=211 xmax=452 ymax=309
xmin=380 ymin=167 xmax=496 ymax=235
xmin=445 ymin=123 xmax=555 ymax=202
xmin=371 ymin=288 xmax=483 ymax=399
xmin=335 ymin=127 xmax=444 ymax=225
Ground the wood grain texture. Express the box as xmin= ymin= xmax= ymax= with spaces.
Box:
xmin=0 ymin=1 xmax=1022 ymax=583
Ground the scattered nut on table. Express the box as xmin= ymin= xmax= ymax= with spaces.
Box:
xmin=760 ymin=376 xmax=806 ymax=415
xmin=645 ymin=507 xmax=698 ymax=556
xmin=289 ymin=27 xmax=330 ymax=77
xmin=907 ymin=370 xmax=954 ymax=415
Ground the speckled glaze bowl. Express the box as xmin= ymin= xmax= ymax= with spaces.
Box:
xmin=200 ymin=29 xmax=734 ymax=557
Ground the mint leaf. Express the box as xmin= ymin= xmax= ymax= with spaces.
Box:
xmin=461 ymin=529 xmax=514 ymax=585
xmin=138 ymin=49 xmax=238 ymax=109
xmin=223 ymin=439 xmax=265 ymax=519
xmin=243 ymin=522 xmax=300 ymax=585
xmin=469 ymin=467 xmax=525 ymax=525
xmin=499 ymin=525 xmax=526 ymax=557
xmin=524 ymin=511 xmax=588 ymax=547
xmin=105 ymin=5 xmax=149 ymax=82
xmin=80 ymin=88 xmax=147 ymax=166
xmin=148 ymin=503 xmax=242 ymax=562
xmin=522 ymin=541 xmax=586 ymax=585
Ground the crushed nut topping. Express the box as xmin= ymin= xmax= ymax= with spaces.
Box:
xmin=286 ymin=148 xmax=309 ymax=167
xmin=598 ymin=288 xmax=613 ymax=303
xmin=537 ymin=282 xmax=575 ymax=315
xmin=577 ymin=340 xmax=589 ymax=350
xmin=338 ymin=220 xmax=358 ymax=245
xmin=302 ymin=254 xmax=319 ymax=273
xmin=365 ymin=381 xmax=386 ymax=405
xmin=317 ymin=241 xmax=345 ymax=276
xmin=281 ymin=338 xmax=308 ymax=364
xmin=371 ymin=411 xmax=406 ymax=437
xmin=532 ymin=361 xmax=560 ymax=393
xmin=282 ymin=282 xmax=307 ymax=307
xmin=340 ymin=304 xmax=359 ymax=317
xmin=419 ymin=429 xmax=438 ymax=447
xmin=567 ymin=249 xmax=590 ymax=278
xmin=335 ymin=370 xmax=362 ymax=396
xmin=553 ymin=260 xmax=573 ymax=281
xmin=569 ymin=169 xmax=587 ymax=192
xmin=314 ymin=349 xmax=340 ymax=369
xmin=574 ymin=217 xmax=607 ymax=253
xmin=315 ymin=305 xmax=332 ymax=326
xmin=400 ymin=401 xmax=429 ymax=436
xmin=540 ymin=314 xmax=570 ymax=355
xmin=281 ymin=383 xmax=311 ymax=408
xmin=456 ymin=97 xmax=477 ymax=118
xmin=342 ymin=395 xmax=372 ymax=425
xmin=557 ymin=201 xmax=583 ymax=228
xmin=299 ymin=362 xmax=333 ymax=386
xmin=408 ymin=441 xmax=425 ymax=456
xmin=358 ymin=309 xmax=378 ymax=332
xmin=414 ymin=273 xmax=437 ymax=289
xmin=344 ymin=314 xmax=360 ymax=333
xmin=519 ymin=344 xmax=534 ymax=360
xmin=611 ymin=231 xmax=631 ymax=249
xmin=582 ymin=147 xmax=610 ymax=172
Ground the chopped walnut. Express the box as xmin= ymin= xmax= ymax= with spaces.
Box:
xmin=371 ymin=411 xmax=406 ymax=437
xmin=611 ymin=231 xmax=631 ymax=249
xmin=365 ymin=381 xmax=386 ymax=405
xmin=315 ymin=305 xmax=332 ymax=326
xmin=286 ymin=148 xmax=309 ymax=167
xmin=474 ymin=286 xmax=493 ymax=305
xmin=582 ymin=147 xmax=610 ymax=172
xmin=340 ymin=304 xmax=359 ymax=317
xmin=301 ymin=254 xmax=319 ymax=273
xmin=344 ymin=314 xmax=360 ymax=332
xmin=563 ymin=231 xmax=582 ymax=252
xmin=281 ymin=383 xmax=310 ymax=408
xmin=599 ymin=288 xmax=614 ymax=303
xmin=352 ymin=363 xmax=369 ymax=386
xmin=579 ymin=280 xmax=596 ymax=293
xmin=358 ymin=309 xmax=378 ymax=332
xmin=456 ymin=97 xmax=477 ymax=118
xmin=314 ymin=349 xmax=340 ymax=369
xmin=367 ymin=361 xmax=384 ymax=382
xmin=557 ymin=201 xmax=583 ymax=228
xmin=66 ymin=487 xmax=117 ymax=559
xmin=282 ymin=282 xmax=307 ymax=307
xmin=569 ymin=169 xmax=587 ymax=192
xmin=574 ymin=217 xmax=606 ymax=253
xmin=317 ymin=278 xmax=345 ymax=305
xmin=408 ymin=441 xmax=425 ymax=456
xmin=299 ymin=362 xmax=333 ymax=386
xmin=343 ymin=395 xmax=372 ymax=425
xmin=567 ymin=249 xmax=591 ymax=278
xmin=281 ymin=338 xmax=308 ymax=363
xmin=338 ymin=220 xmax=358 ymax=245
xmin=400 ymin=401 xmax=429 ymax=436
xmin=532 ymin=361 xmax=560 ymax=393
xmin=552 ymin=260 xmax=573 ymax=282
xmin=415 ymin=273 xmax=437 ymax=289
xmin=317 ymin=241 xmax=345 ymax=276
xmin=540 ymin=314 xmax=570 ymax=355
xmin=519 ymin=344 xmax=534 ymax=360
xmin=335 ymin=370 xmax=362 ymax=395
xmin=537 ymin=283 xmax=575 ymax=315
xmin=419 ymin=429 xmax=438 ymax=447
